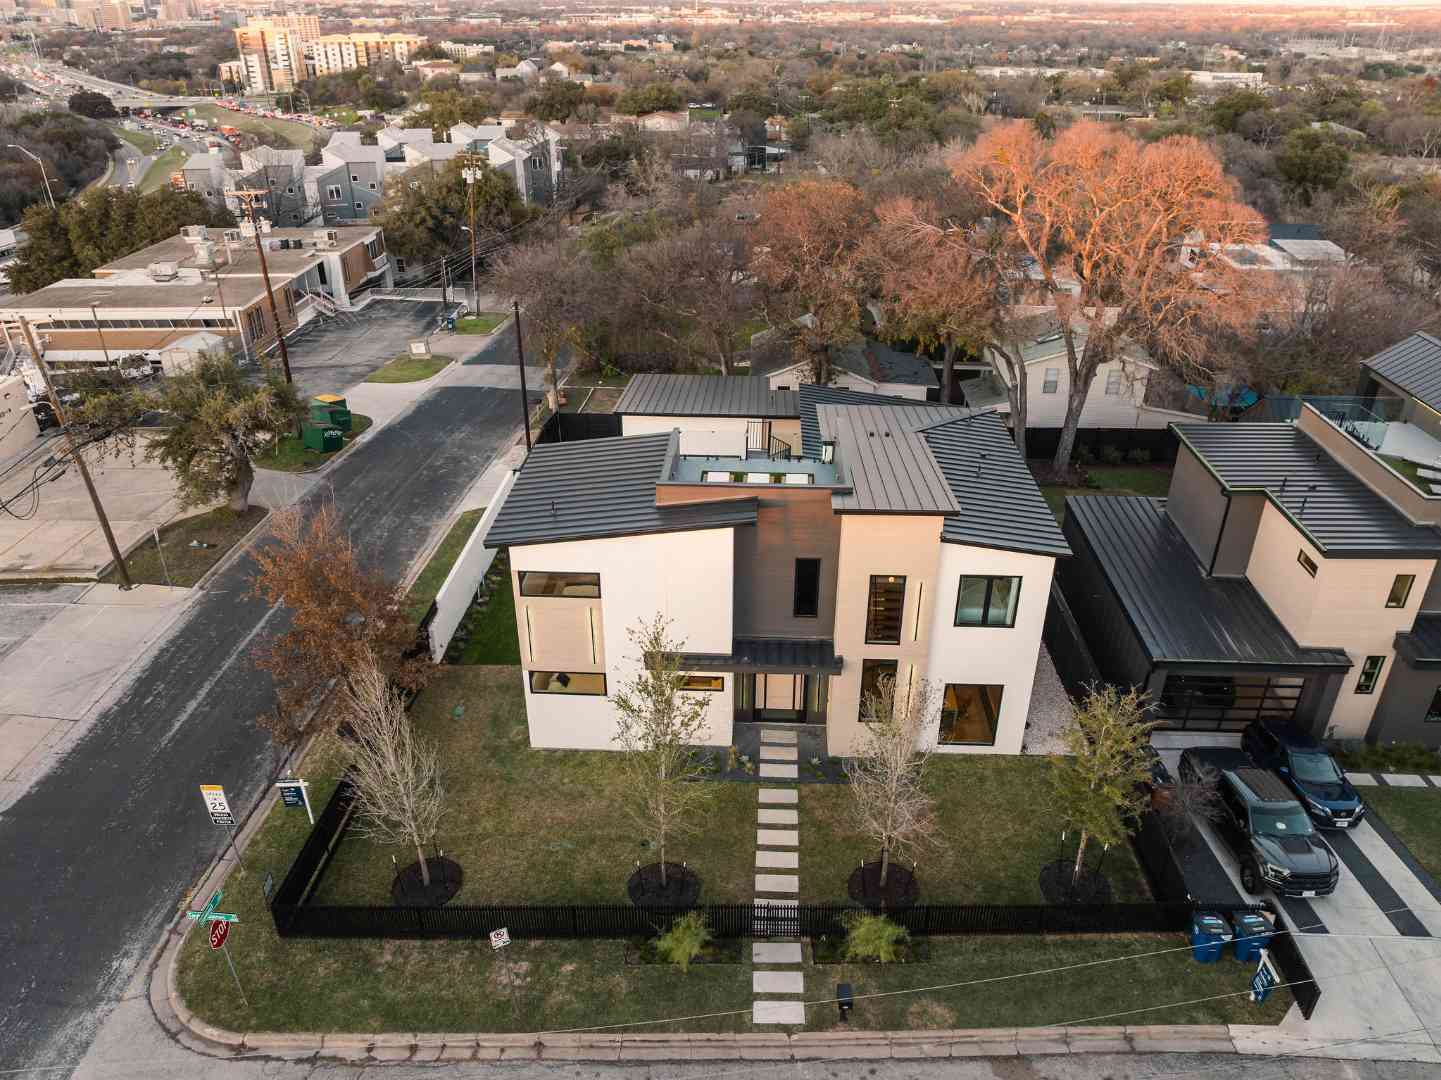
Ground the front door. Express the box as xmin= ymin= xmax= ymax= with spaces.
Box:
xmin=758 ymin=673 xmax=806 ymax=723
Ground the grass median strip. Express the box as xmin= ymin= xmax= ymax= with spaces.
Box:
xmin=1362 ymin=786 xmax=1441 ymax=880
xmin=455 ymin=313 xmax=508 ymax=334
xmin=406 ymin=509 xmax=482 ymax=622
xmin=102 ymin=505 xmax=266 ymax=588
xmin=366 ymin=354 xmax=453 ymax=384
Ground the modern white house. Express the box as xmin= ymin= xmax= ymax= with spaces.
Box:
xmin=485 ymin=379 xmax=1069 ymax=757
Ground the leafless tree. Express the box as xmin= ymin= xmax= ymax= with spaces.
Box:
xmin=611 ymin=615 xmax=715 ymax=889
xmin=844 ymin=673 xmax=937 ymax=888
xmin=1156 ymin=761 xmax=1226 ymax=843
xmin=341 ymin=658 xmax=447 ymax=888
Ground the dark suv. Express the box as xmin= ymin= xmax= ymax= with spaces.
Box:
xmin=1241 ymin=719 xmax=1366 ymax=830
xmin=1178 ymin=749 xmax=1339 ymax=898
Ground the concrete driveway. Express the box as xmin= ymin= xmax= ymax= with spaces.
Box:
xmin=1154 ymin=739 xmax=1441 ymax=1062
xmin=279 ymin=300 xmax=447 ymax=400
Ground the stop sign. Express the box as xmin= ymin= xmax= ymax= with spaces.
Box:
xmin=208 ymin=920 xmax=229 ymax=951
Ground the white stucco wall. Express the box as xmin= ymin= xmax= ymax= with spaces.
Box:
xmin=921 ymin=543 xmax=1055 ymax=755
xmin=508 ymin=527 xmax=736 ymax=750
xmin=620 ymin=415 xmax=750 ymax=457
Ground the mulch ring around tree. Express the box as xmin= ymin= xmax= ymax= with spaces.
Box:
xmin=1038 ymin=857 xmax=1114 ymax=904
xmin=628 ymin=862 xmax=701 ymax=908
xmin=392 ymin=856 xmax=464 ymax=907
xmin=848 ymin=860 xmax=920 ymax=909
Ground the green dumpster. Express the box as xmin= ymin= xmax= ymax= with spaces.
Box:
xmin=309 ymin=394 xmax=350 ymax=429
xmin=321 ymin=427 xmax=344 ymax=452
xmin=301 ymin=424 xmax=344 ymax=452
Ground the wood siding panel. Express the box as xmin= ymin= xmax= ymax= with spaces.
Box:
xmin=733 ymin=489 xmax=842 ymax=638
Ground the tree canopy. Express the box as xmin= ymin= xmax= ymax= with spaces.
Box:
xmin=372 ymin=156 xmax=531 ymax=262
xmin=67 ymin=90 xmax=117 ymax=119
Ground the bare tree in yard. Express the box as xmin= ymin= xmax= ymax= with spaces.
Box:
xmin=611 ymin=615 xmax=715 ymax=889
xmin=342 ymin=658 xmax=446 ymax=888
xmin=845 ymin=673 xmax=937 ymax=888
xmin=249 ymin=503 xmax=430 ymax=748
xmin=752 ymin=179 xmax=871 ymax=384
xmin=951 ymin=120 xmax=1272 ymax=475
xmin=1049 ymin=686 xmax=1158 ymax=890
xmin=621 ymin=218 xmax=755 ymax=375
xmin=1156 ymin=761 xmax=1226 ymax=843
xmin=489 ymin=238 xmax=598 ymax=408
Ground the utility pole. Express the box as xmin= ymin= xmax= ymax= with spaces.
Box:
xmin=461 ymin=154 xmax=484 ymax=315
xmin=89 ymin=304 xmax=111 ymax=369
xmin=513 ymin=299 xmax=531 ymax=452
xmin=233 ymin=189 xmax=293 ymax=385
xmin=19 ymin=316 xmax=133 ymax=590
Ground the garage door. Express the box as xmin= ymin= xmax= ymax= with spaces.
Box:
xmin=1155 ymin=673 xmax=1304 ymax=731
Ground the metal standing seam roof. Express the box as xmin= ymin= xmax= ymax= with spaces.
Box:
xmin=614 ymin=374 xmax=799 ymax=419
xmin=1173 ymin=422 xmax=1441 ymax=557
xmin=820 ymin=404 xmax=963 ymax=515
xmin=1361 ymin=332 xmax=1441 ymax=416
xmin=483 ymin=431 xmax=758 ymax=548
xmin=663 ymin=637 xmax=844 ymax=674
xmin=797 ymin=384 xmax=958 ymax=457
xmin=1064 ymin=495 xmax=1352 ymax=671
xmin=922 ymin=413 xmax=1071 ymax=558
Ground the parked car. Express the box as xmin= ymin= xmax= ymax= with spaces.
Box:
xmin=1178 ymin=748 xmax=1340 ymax=898
xmin=1241 ymin=719 xmax=1366 ymax=830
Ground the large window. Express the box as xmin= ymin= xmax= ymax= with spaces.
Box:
xmin=519 ymin=571 xmax=601 ymax=598
xmin=954 ymin=576 xmax=1021 ymax=628
xmin=858 ymin=659 xmax=898 ymax=722
xmin=865 ymin=575 xmax=906 ymax=644
xmin=680 ymin=675 xmax=724 ymax=692
xmin=528 ymin=671 xmax=606 ymax=695
xmin=939 ymin=684 xmax=1003 ymax=746
xmin=793 ymin=558 xmax=821 ymax=619
xmin=1387 ymin=574 xmax=1415 ymax=609
xmin=1356 ymin=655 xmax=1385 ymax=695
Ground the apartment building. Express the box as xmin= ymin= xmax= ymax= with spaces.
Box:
xmin=308 ymin=32 xmax=425 ymax=79
xmin=1060 ymin=336 xmax=1441 ymax=747
xmin=0 ymin=223 xmax=390 ymax=387
xmin=234 ymin=16 xmax=320 ymax=94
xmin=485 ymin=376 xmax=1069 ymax=757
xmin=176 ymin=146 xmax=315 ymax=227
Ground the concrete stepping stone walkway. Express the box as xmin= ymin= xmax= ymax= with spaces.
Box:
xmin=751 ymin=728 xmax=807 ymax=1028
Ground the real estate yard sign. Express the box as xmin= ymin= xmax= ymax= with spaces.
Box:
xmin=1250 ymin=950 xmax=1280 ymax=1003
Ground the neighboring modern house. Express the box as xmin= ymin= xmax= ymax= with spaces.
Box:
xmin=484 ymin=391 xmax=1069 ymax=757
xmin=0 ymin=223 xmax=391 ymax=386
xmin=1059 ymin=392 xmax=1441 ymax=747
xmin=1356 ymin=331 xmax=1441 ymax=468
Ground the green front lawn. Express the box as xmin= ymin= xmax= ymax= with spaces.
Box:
xmin=406 ymin=509 xmax=483 ymax=622
xmin=455 ymin=313 xmax=508 ymax=334
xmin=365 ymin=354 xmax=453 ymax=384
xmin=254 ymin=415 xmax=373 ymax=473
xmin=799 ymin=756 xmax=1149 ymax=904
xmin=1333 ymin=741 xmax=1441 ymax=775
xmin=102 ymin=505 xmax=266 ymax=588
xmin=1363 ymin=787 xmax=1441 ymax=880
xmin=309 ymin=666 xmax=758 ymax=907
xmin=1039 ymin=464 xmax=1174 ymax=522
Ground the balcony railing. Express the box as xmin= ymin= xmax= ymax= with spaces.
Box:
xmin=1252 ymin=395 xmax=1405 ymax=452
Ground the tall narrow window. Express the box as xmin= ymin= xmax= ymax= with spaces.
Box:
xmin=1104 ymin=369 xmax=1123 ymax=395
xmin=954 ymin=576 xmax=1022 ymax=628
xmin=858 ymin=659 xmax=898 ymax=722
xmin=1297 ymin=550 xmax=1318 ymax=578
xmin=1356 ymin=655 xmax=1385 ymax=695
xmin=865 ymin=575 xmax=906 ymax=644
xmin=793 ymin=558 xmax=820 ymax=619
xmin=1387 ymin=574 xmax=1415 ymax=609
xmin=1042 ymin=368 xmax=1060 ymax=394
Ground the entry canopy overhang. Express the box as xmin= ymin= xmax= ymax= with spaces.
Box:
xmin=660 ymin=636 xmax=844 ymax=675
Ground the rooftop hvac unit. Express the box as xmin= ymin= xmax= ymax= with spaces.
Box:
xmin=180 ymin=225 xmax=209 ymax=241
xmin=148 ymin=261 xmax=179 ymax=282
xmin=193 ymin=240 xmax=216 ymax=269
xmin=239 ymin=220 xmax=257 ymax=238
xmin=222 ymin=229 xmax=242 ymax=243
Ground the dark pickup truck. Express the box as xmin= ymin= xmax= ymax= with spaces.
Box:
xmin=1178 ymin=747 xmax=1340 ymax=898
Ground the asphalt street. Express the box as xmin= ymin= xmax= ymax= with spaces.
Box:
xmin=0 ymin=379 xmax=523 ymax=1075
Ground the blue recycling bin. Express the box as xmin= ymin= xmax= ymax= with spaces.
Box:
xmin=1232 ymin=911 xmax=1273 ymax=963
xmin=1190 ymin=912 xmax=1232 ymax=963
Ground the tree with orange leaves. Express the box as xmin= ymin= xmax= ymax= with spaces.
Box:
xmin=753 ymin=178 xmax=870 ymax=384
xmin=249 ymin=503 xmax=431 ymax=749
xmin=951 ymin=120 xmax=1270 ymax=473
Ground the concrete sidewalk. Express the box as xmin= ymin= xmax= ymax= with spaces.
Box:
xmin=0 ymin=582 xmax=191 ymax=812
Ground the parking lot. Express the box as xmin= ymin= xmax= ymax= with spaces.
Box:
xmin=275 ymin=300 xmax=447 ymax=400
xmin=1154 ymin=733 xmax=1441 ymax=1060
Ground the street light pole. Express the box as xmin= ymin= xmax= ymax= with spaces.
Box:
xmin=8 ymin=144 xmax=55 ymax=209
xmin=461 ymin=156 xmax=483 ymax=315
xmin=19 ymin=316 xmax=133 ymax=589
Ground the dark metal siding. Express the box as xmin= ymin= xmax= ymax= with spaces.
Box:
xmin=1368 ymin=654 xmax=1441 ymax=748
xmin=1362 ymin=332 xmax=1441 ymax=415
xmin=1057 ymin=508 xmax=1154 ymax=689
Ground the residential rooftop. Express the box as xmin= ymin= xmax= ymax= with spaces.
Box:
xmin=615 ymin=374 xmax=799 ymax=419
xmin=1065 ymin=495 xmax=1351 ymax=670
xmin=1173 ymin=422 xmax=1441 ymax=557
xmin=819 ymin=402 xmax=964 ymax=516
xmin=668 ymin=455 xmax=840 ymax=486
xmin=1362 ymin=331 xmax=1441 ymax=416
xmin=750 ymin=334 xmax=936 ymax=387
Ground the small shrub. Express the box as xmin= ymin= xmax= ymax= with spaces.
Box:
xmin=1126 ymin=448 xmax=1152 ymax=465
xmin=654 ymin=911 xmax=711 ymax=972
xmin=1100 ymin=444 xmax=1125 ymax=465
xmin=841 ymin=911 xmax=909 ymax=963
xmin=1074 ymin=443 xmax=1096 ymax=466
xmin=726 ymin=745 xmax=739 ymax=771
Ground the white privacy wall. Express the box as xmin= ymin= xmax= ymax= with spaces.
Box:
xmin=428 ymin=470 xmax=514 ymax=662
xmin=621 ymin=415 xmax=751 ymax=456
xmin=509 ymin=526 xmax=737 ymax=749
xmin=922 ymin=542 xmax=1055 ymax=755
